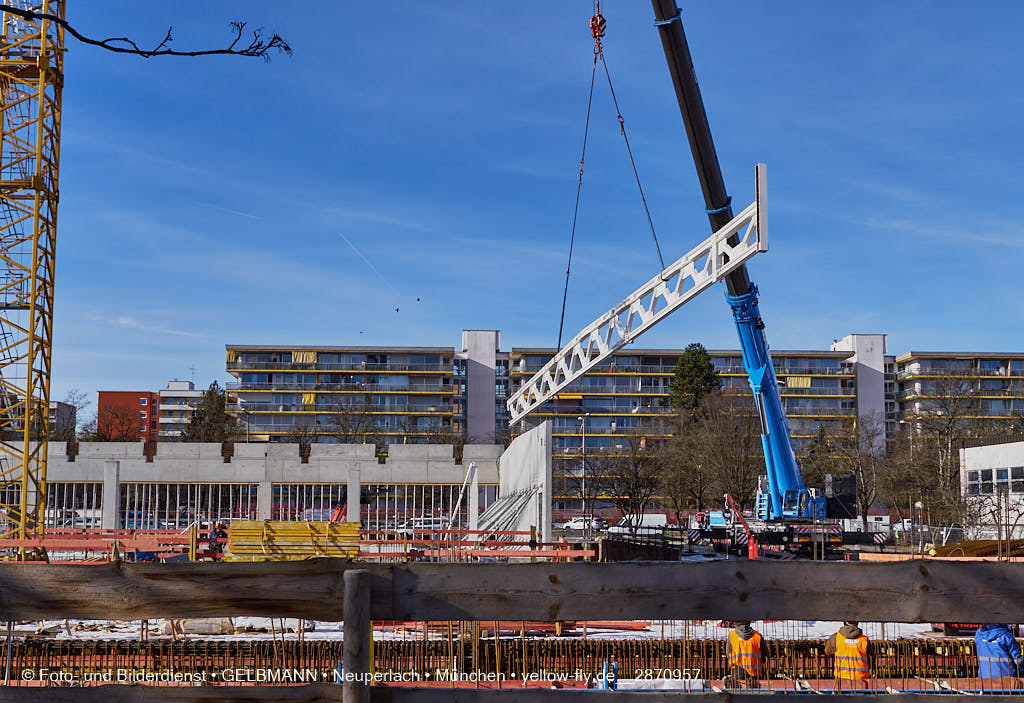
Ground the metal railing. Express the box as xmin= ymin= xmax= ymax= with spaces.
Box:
xmin=227 ymin=361 xmax=450 ymax=372
xmin=227 ymin=402 xmax=453 ymax=414
xmin=897 ymin=367 xmax=1024 ymax=379
xmin=225 ymin=382 xmax=453 ymax=393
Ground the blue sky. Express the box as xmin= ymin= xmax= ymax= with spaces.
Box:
xmin=54 ymin=1 xmax=1024 ymax=408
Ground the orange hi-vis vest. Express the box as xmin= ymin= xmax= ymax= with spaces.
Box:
xmin=729 ymin=630 xmax=764 ymax=676
xmin=834 ymin=635 xmax=869 ymax=680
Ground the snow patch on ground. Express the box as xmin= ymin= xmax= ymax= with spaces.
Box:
xmin=33 ymin=619 xmax=938 ymax=642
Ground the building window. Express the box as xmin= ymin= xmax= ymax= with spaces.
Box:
xmin=996 ymin=468 xmax=1010 ymax=493
xmin=140 ymin=397 xmax=148 ymax=405
xmin=140 ymin=410 xmax=147 ymax=419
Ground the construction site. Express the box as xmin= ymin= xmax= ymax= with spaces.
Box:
xmin=2 ymin=1 xmax=1024 ymax=701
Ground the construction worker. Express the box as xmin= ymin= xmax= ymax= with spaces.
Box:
xmin=975 ymin=624 xmax=1022 ymax=680
xmin=724 ymin=620 xmax=767 ymax=687
xmin=826 ymin=621 xmax=870 ymax=685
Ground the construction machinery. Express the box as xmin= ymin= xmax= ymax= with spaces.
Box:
xmin=0 ymin=1 xmax=63 ymax=548
xmin=509 ymin=2 xmax=850 ymax=555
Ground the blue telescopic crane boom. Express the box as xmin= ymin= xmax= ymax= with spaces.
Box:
xmin=650 ymin=1 xmax=815 ymax=520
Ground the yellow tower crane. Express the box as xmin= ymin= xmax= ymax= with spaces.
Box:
xmin=0 ymin=0 xmax=62 ymax=547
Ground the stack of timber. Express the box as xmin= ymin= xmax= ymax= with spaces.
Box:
xmin=932 ymin=539 xmax=1024 ymax=558
xmin=225 ymin=520 xmax=359 ymax=561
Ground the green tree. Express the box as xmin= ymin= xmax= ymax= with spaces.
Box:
xmin=180 ymin=381 xmax=239 ymax=442
xmin=662 ymin=414 xmax=713 ymax=523
xmin=669 ymin=343 xmax=721 ymax=416
xmin=590 ymin=432 xmax=665 ymax=532
xmin=800 ymin=424 xmax=836 ymax=491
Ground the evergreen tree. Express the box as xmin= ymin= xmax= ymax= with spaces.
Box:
xmin=180 ymin=381 xmax=239 ymax=442
xmin=669 ymin=343 xmax=721 ymax=415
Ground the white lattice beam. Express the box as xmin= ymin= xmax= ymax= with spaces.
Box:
xmin=508 ymin=164 xmax=767 ymax=425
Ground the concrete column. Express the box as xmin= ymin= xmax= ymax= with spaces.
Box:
xmin=101 ymin=460 xmax=120 ymax=529
xmin=257 ymin=481 xmax=273 ymax=521
xmin=347 ymin=468 xmax=361 ymax=524
xmin=468 ymin=463 xmax=479 ymax=531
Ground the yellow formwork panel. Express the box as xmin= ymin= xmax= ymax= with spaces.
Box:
xmin=225 ymin=520 xmax=360 ymax=561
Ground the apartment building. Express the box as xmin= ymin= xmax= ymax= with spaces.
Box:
xmin=158 ymin=380 xmax=204 ymax=438
xmin=46 ymin=400 xmax=77 ymax=441
xmin=222 ymin=333 xmax=1024 ymax=502
xmin=225 ymin=332 xmax=509 ymax=445
xmin=96 ymin=390 xmax=160 ymax=441
xmin=225 ymin=345 xmax=458 ymax=444
xmin=897 ymin=352 xmax=1024 ymax=431
xmin=508 ymin=346 xmax=858 ymax=462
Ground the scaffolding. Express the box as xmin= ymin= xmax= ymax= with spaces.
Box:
xmin=0 ymin=1 xmax=64 ymax=544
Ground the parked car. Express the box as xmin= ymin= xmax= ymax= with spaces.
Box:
xmin=560 ymin=517 xmax=607 ymax=531
xmin=396 ymin=517 xmax=451 ymax=537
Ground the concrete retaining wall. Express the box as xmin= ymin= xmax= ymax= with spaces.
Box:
xmin=46 ymin=442 xmax=500 ymax=485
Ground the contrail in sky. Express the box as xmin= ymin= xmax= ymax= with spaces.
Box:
xmin=337 ymin=231 xmax=402 ymax=298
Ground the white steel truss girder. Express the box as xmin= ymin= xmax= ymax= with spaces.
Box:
xmin=508 ymin=165 xmax=767 ymax=424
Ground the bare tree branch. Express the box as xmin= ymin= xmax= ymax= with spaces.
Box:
xmin=0 ymin=5 xmax=291 ymax=61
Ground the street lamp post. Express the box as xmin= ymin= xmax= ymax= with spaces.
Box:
xmin=238 ymin=399 xmax=251 ymax=443
xmin=578 ymin=413 xmax=590 ymax=539
xmin=921 ymin=501 xmax=929 ymax=556
xmin=899 ymin=419 xmax=915 ymax=459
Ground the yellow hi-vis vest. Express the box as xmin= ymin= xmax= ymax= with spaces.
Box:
xmin=834 ymin=635 xmax=869 ymax=680
xmin=729 ymin=630 xmax=764 ymax=676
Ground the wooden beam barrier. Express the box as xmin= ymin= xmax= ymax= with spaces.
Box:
xmin=343 ymin=569 xmax=371 ymax=703
xmin=4 ymin=559 xmax=1024 ymax=623
xmin=0 ymin=559 xmax=352 ymax=621
xmin=2 ymin=688 xmax=1024 ymax=703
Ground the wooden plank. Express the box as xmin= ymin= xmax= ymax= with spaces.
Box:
xmin=4 ymin=559 xmax=1024 ymax=623
xmin=380 ymin=692 xmax=1024 ymax=703
xmin=380 ymin=560 xmax=1024 ymax=623
xmin=0 ymin=685 xmax=342 ymax=702
xmin=343 ymin=570 xmax=371 ymax=703
xmin=0 ymin=559 xmax=354 ymax=621
xmin=0 ymin=687 xmax=1018 ymax=703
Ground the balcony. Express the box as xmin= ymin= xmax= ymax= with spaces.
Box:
xmin=777 ymin=387 xmax=853 ymax=396
xmin=782 ymin=406 xmax=856 ymax=415
xmin=240 ymin=424 xmax=445 ymax=434
xmin=227 ymin=402 xmax=453 ymax=414
xmin=227 ymin=361 xmax=450 ymax=373
xmin=898 ymin=388 xmax=1024 ymax=401
xmin=897 ymin=367 xmax=1019 ymax=380
xmin=550 ymin=425 xmax=671 ymax=435
xmin=774 ymin=366 xmax=851 ymax=376
xmin=158 ymin=403 xmax=196 ymax=411
xmin=226 ymin=382 xmax=453 ymax=393
xmin=514 ymin=363 xmax=746 ymax=376
xmin=531 ymin=405 xmax=673 ymax=415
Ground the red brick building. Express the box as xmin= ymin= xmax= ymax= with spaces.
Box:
xmin=96 ymin=391 xmax=160 ymax=441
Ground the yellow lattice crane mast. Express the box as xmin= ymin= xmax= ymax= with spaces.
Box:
xmin=0 ymin=0 xmax=63 ymax=547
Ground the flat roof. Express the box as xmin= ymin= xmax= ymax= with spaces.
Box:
xmin=509 ymin=348 xmax=851 ymax=357
xmin=226 ymin=345 xmax=454 ymax=353
xmin=896 ymin=351 xmax=1024 ymax=362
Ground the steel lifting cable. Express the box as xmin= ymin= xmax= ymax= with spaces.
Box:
xmin=597 ymin=49 xmax=666 ymax=273
xmin=556 ymin=2 xmax=667 ymax=350
xmin=556 ymin=27 xmax=598 ymax=351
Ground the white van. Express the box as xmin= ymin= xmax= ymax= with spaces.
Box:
xmin=607 ymin=513 xmax=668 ymax=536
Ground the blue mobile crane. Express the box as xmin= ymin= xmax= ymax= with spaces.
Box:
xmin=651 ymin=0 xmax=825 ymax=523
xmin=506 ymin=5 xmax=852 ymax=554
